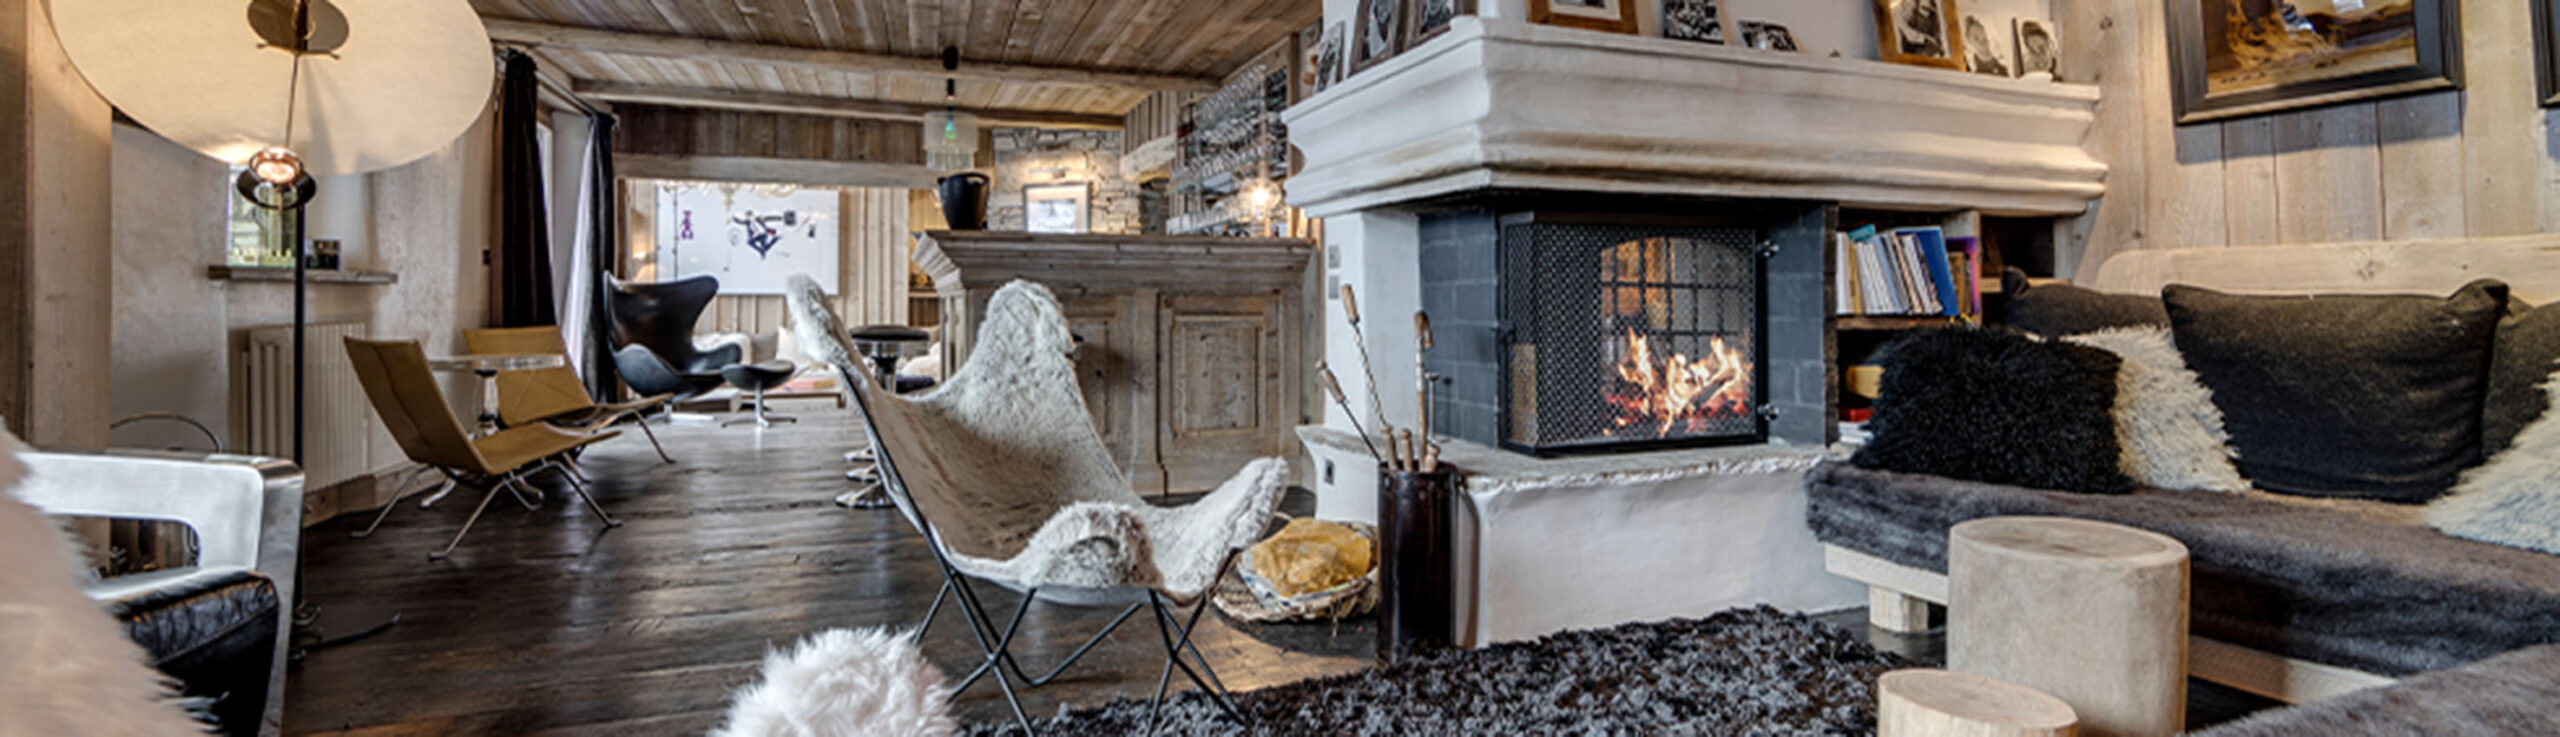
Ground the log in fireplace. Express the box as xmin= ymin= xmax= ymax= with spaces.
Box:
xmin=1421 ymin=204 xmax=1828 ymax=456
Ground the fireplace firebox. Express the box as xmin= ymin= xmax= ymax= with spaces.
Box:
xmin=1499 ymin=213 xmax=1767 ymax=453
xmin=1420 ymin=204 xmax=1829 ymax=456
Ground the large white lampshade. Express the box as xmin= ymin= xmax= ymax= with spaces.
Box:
xmin=50 ymin=0 xmax=494 ymax=177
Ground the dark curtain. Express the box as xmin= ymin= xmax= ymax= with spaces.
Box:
xmin=583 ymin=115 xmax=622 ymax=401
xmin=495 ymin=50 xmax=557 ymax=327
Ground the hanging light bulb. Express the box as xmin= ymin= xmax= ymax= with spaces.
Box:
xmin=922 ymin=46 xmax=980 ymax=172
xmin=248 ymin=146 xmax=304 ymax=185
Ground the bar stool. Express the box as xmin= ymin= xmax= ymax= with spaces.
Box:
xmin=838 ymin=324 xmax=931 ymax=508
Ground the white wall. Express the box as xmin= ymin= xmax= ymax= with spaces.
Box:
xmin=108 ymin=110 xmax=496 ymax=474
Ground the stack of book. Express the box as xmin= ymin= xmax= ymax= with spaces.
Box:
xmin=1834 ymin=224 xmax=1982 ymax=320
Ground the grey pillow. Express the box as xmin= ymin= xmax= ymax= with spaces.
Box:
xmin=2064 ymin=326 xmax=2250 ymax=493
xmin=2429 ymin=366 xmax=2560 ymax=554
xmin=2486 ymin=304 xmax=2560 ymax=455
xmin=2165 ymin=280 xmax=2508 ymax=503
xmin=2002 ymin=268 xmax=2170 ymax=337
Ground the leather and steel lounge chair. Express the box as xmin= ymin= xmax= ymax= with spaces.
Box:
xmin=344 ymin=337 xmax=622 ymax=560
xmin=464 ymin=326 xmax=677 ymax=463
xmin=607 ymin=274 xmax=739 ymax=400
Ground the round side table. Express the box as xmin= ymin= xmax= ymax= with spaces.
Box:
xmin=1878 ymin=668 xmax=2078 ymax=737
xmin=1949 ymin=516 xmax=2189 ymax=737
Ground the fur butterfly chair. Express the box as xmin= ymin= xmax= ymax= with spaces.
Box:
xmin=850 ymin=280 xmax=1286 ymax=733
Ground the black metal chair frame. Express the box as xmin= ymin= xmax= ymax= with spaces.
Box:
xmin=847 ymin=375 xmax=1248 ymax=735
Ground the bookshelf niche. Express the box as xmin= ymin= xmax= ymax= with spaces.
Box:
xmin=1831 ymin=206 xmax=2065 ymax=430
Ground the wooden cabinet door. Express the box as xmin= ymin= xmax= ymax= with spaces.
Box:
xmin=1158 ymin=292 xmax=1289 ymax=491
xmin=1056 ymin=294 xmax=1139 ymax=478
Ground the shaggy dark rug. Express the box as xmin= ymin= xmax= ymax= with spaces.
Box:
xmin=965 ymin=606 xmax=1915 ymax=736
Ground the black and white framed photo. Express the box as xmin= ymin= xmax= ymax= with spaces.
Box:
xmin=1962 ymin=13 xmax=2013 ymax=77
xmin=1297 ymin=22 xmax=1324 ymax=97
xmin=1352 ymin=0 xmax=1405 ymax=74
xmin=1739 ymin=20 xmax=1797 ymax=52
xmin=1529 ymin=0 xmax=1638 ymax=35
xmin=1663 ymin=0 xmax=1723 ymax=44
xmin=1315 ymin=22 xmax=1346 ymax=94
xmin=1023 ymin=183 xmax=1090 ymax=234
xmin=2014 ymin=17 xmax=2058 ymax=78
xmin=2536 ymin=0 xmax=2560 ymax=105
xmin=2166 ymin=0 xmax=2461 ymax=124
xmin=1405 ymin=0 xmax=1472 ymax=48
xmin=1874 ymin=0 xmax=1963 ymax=69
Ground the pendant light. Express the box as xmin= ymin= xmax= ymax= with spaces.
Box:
xmin=922 ymin=46 xmax=981 ymax=172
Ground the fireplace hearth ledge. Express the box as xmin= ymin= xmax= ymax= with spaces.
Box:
xmin=1299 ymin=426 xmax=1862 ymax=646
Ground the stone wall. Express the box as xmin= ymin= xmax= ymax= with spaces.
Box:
xmin=988 ymin=128 xmax=1139 ymax=234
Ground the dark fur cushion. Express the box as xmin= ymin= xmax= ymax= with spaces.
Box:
xmin=1850 ymin=327 xmax=2133 ymax=494
xmin=2165 ymin=281 xmax=2507 ymax=503
xmin=2002 ymin=268 xmax=2170 ymax=337
xmin=2487 ymin=303 xmax=2560 ymax=455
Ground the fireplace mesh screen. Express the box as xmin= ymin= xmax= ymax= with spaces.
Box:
xmin=1501 ymin=218 xmax=1765 ymax=453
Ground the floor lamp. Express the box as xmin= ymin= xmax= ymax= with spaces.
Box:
xmin=51 ymin=0 xmax=496 ymax=655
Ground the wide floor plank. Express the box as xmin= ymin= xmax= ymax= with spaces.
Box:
xmin=286 ymin=407 xmax=1370 ymax=735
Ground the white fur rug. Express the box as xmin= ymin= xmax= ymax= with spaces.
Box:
xmin=0 ymin=431 xmax=202 ymax=736
xmin=710 ymin=628 xmax=957 ymax=737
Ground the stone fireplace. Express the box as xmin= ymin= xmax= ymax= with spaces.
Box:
xmin=1283 ymin=16 xmax=2104 ymax=645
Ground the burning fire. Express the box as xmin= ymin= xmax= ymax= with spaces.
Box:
xmin=1604 ymin=329 xmax=1754 ymax=438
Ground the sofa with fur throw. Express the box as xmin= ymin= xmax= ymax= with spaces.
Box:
xmin=1810 ymin=237 xmax=2560 ymax=713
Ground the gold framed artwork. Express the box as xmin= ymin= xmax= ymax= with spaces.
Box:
xmin=2166 ymin=0 xmax=2460 ymax=124
xmin=1529 ymin=0 xmax=1638 ymax=35
xmin=1874 ymin=0 xmax=1965 ymax=70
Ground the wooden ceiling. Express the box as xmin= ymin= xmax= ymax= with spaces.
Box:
xmin=474 ymin=0 xmax=1321 ymax=126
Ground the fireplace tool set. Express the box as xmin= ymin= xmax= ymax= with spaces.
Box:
xmin=1319 ymin=284 xmax=1458 ymax=660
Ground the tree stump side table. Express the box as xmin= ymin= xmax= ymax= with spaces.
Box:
xmin=1949 ymin=516 xmax=2189 ymax=737
xmin=1879 ymin=668 xmax=2079 ymax=737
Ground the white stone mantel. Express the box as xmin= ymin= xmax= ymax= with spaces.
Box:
xmin=1282 ymin=16 xmax=2107 ymax=218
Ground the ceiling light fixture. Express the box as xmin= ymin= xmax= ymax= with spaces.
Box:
xmin=922 ymin=45 xmax=981 ymax=172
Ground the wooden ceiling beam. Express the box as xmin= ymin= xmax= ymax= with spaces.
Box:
xmin=485 ymin=18 xmax=1220 ymax=94
xmin=573 ymin=80 xmax=1125 ymax=130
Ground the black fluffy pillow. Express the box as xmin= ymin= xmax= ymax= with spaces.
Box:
xmin=2164 ymin=281 xmax=2508 ymax=502
xmin=1851 ymin=327 xmax=2133 ymax=494
xmin=2002 ymin=267 xmax=2170 ymax=337
xmin=2486 ymin=303 xmax=2560 ymax=455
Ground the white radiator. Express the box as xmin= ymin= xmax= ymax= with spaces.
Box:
xmin=240 ymin=322 xmax=372 ymax=489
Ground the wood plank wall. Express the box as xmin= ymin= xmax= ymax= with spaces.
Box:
xmin=1122 ymin=90 xmax=1195 ymax=152
xmin=614 ymin=104 xmax=925 ymax=165
xmin=2073 ymin=0 xmax=2560 ymax=282
xmin=623 ymin=182 xmax=913 ymax=343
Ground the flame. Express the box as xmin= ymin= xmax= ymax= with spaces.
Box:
xmin=1603 ymin=329 xmax=1754 ymax=438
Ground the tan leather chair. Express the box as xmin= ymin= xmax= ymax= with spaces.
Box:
xmin=344 ymin=337 xmax=622 ymax=560
xmin=463 ymin=326 xmax=676 ymax=463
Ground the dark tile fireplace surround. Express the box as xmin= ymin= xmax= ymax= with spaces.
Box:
xmin=1420 ymin=198 xmax=1833 ymax=455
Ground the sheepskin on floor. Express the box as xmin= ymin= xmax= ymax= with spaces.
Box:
xmin=711 ymin=627 xmax=957 ymax=737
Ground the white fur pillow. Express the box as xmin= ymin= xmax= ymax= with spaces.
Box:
xmin=2427 ymin=369 xmax=2560 ymax=554
xmin=2065 ymin=326 xmax=2251 ymax=493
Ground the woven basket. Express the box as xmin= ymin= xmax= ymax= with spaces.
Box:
xmin=1213 ymin=521 xmax=1380 ymax=623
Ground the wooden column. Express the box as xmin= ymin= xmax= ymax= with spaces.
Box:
xmin=0 ymin=0 xmax=113 ymax=447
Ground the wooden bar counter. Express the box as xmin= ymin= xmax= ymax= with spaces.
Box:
xmin=912 ymin=230 xmax=1316 ymax=494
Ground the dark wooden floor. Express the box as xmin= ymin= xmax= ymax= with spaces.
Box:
xmin=284 ymin=408 xmax=1371 ymax=735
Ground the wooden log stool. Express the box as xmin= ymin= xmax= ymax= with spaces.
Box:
xmin=1949 ymin=516 xmax=2189 ymax=737
xmin=1879 ymin=669 xmax=2078 ymax=737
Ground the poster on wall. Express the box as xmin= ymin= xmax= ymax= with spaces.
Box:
xmin=655 ymin=182 xmax=841 ymax=295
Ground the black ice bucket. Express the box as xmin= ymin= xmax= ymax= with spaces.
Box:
xmin=1377 ymin=462 xmax=1460 ymax=663
xmin=936 ymin=172 xmax=989 ymax=230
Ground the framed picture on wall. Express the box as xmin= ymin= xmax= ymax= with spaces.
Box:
xmin=1405 ymin=0 xmax=1473 ymax=48
xmin=1352 ymin=0 xmax=1404 ymax=74
xmin=2015 ymin=17 xmax=2059 ymax=78
xmin=1529 ymin=0 xmax=1638 ymax=35
xmin=1315 ymin=22 xmax=1346 ymax=93
xmin=2537 ymin=0 xmax=2560 ymax=106
xmin=1663 ymin=0 xmax=1724 ymax=45
xmin=1873 ymin=0 xmax=1965 ymax=70
xmin=1024 ymin=183 xmax=1090 ymax=234
xmin=2166 ymin=0 xmax=2461 ymax=124
xmin=654 ymin=181 xmax=840 ymax=295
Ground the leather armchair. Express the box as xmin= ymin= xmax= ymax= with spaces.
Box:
xmin=607 ymin=275 xmax=740 ymax=399
xmin=15 ymin=449 xmax=303 ymax=737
